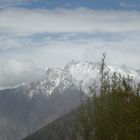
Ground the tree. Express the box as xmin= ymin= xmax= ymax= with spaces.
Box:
xmin=78 ymin=54 xmax=140 ymax=140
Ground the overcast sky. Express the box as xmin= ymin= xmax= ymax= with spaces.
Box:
xmin=0 ymin=0 xmax=140 ymax=89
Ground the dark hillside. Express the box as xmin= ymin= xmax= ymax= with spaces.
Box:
xmin=23 ymin=111 xmax=80 ymax=140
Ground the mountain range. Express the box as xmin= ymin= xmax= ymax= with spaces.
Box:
xmin=0 ymin=60 xmax=140 ymax=140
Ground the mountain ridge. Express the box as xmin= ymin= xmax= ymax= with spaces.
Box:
xmin=11 ymin=60 xmax=140 ymax=99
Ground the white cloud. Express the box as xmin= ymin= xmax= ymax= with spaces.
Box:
xmin=0 ymin=59 xmax=45 ymax=89
xmin=0 ymin=8 xmax=139 ymax=34
xmin=22 ymin=38 xmax=140 ymax=68
xmin=0 ymin=37 xmax=140 ymax=89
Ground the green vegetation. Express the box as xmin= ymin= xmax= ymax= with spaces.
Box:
xmin=78 ymin=54 xmax=140 ymax=140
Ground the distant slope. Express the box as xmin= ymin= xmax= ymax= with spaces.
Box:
xmin=0 ymin=88 xmax=81 ymax=140
xmin=23 ymin=111 xmax=79 ymax=140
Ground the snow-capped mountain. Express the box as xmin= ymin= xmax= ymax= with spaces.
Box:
xmin=16 ymin=60 xmax=140 ymax=98
xmin=14 ymin=60 xmax=99 ymax=98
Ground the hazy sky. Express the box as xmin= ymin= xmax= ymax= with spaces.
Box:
xmin=0 ymin=0 xmax=140 ymax=88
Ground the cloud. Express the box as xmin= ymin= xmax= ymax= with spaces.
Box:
xmin=21 ymin=37 xmax=140 ymax=68
xmin=0 ymin=59 xmax=45 ymax=89
xmin=120 ymin=2 xmax=140 ymax=8
xmin=0 ymin=35 xmax=140 ymax=89
xmin=0 ymin=8 xmax=139 ymax=35
xmin=0 ymin=0 xmax=37 ymax=9
xmin=0 ymin=8 xmax=139 ymax=50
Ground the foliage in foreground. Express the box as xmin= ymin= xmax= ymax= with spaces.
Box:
xmin=78 ymin=54 xmax=140 ymax=140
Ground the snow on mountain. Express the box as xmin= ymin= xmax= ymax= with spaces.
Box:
xmin=57 ymin=60 xmax=99 ymax=91
xmin=15 ymin=60 xmax=140 ymax=98
xmin=108 ymin=65 xmax=140 ymax=80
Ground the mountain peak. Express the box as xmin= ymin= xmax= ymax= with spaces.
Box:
xmin=15 ymin=60 xmax=140 ymax=98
